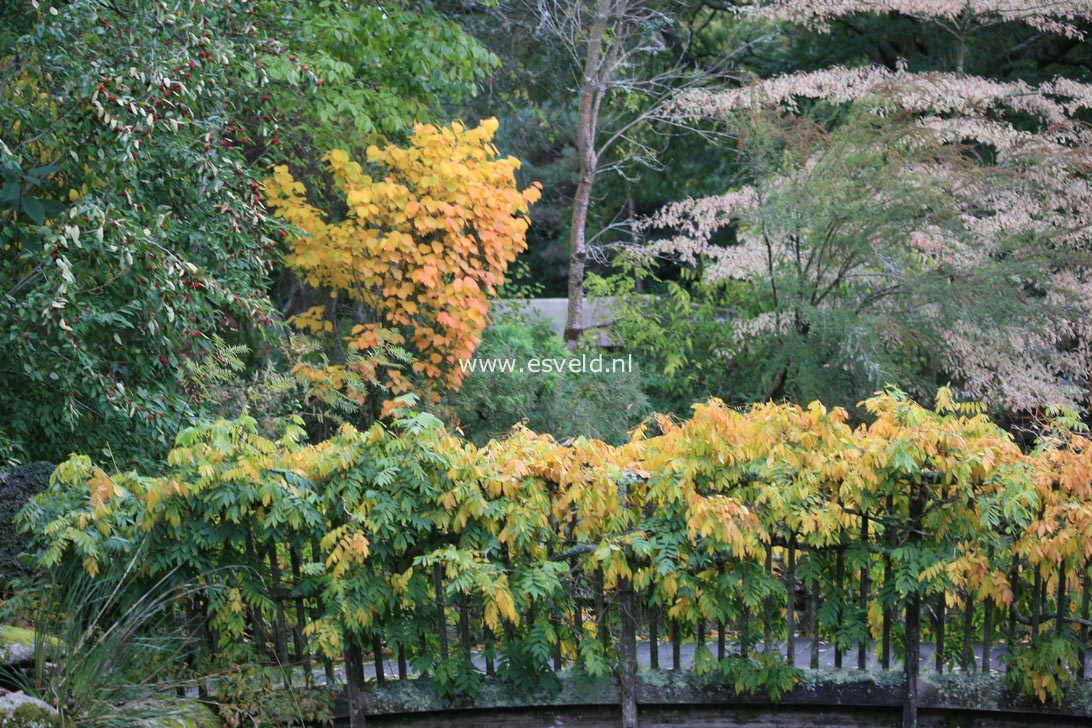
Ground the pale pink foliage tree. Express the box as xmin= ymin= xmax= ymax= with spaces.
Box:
xmin=752 ymin=1 xmax=1092 ymax=39
xmin=641 ymin=1 xmax=1092 ymax=411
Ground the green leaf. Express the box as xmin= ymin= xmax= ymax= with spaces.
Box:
xmin=22 ymin=195 xmax=45 ymax=224
xmin=0 ymin=181 xmax=19 ymax=206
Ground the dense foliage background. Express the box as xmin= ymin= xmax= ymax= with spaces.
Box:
xmin=4 ymin=1 xmax=1090 ymax=469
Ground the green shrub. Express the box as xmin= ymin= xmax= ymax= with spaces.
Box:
xmin=212 ymin=664 xmax=336 ymax=727
xmin=444 ymin=311 xmax=650 ymax=444
xmin=587 ymin=270 xmax=760 ymax=418
xmin=715 ymin=652 xmax=803 ymax=701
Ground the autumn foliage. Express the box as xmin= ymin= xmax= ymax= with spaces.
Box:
xmin=19 ymin=389 xmax=1092 ymax=705
xmin=264 ymin=119 xmax=541 ymax=400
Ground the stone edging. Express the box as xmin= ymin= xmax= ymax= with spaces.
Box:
xmin=333 ymin=669 xmax=1092 ymax=720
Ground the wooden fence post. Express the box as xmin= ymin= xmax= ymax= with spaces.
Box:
xmin=832 ymin=547 xmax=842 ymax=669
xmin=671 ymin=620 xmax=681 ymax=672
xmin=1056 ymin=564 xmax=1068 ymax=637
xmin=982 ymin=545 xmax=997 ymax=672
xmin=619 ymin=578 xmax=639 ymax=728
xmin=596 ymin=568 xmax=609 ymax=651
xmin=372 ymin=633 xmax=385 ymax=685
xmin=289 ymin=546 xmax=311 ymax=681
xmin=810 ymin=560 xmax=821 ymax=670
xmin=961 ymin=596 xmax=974 ymax=672
xmin=858 ymin=513 xmax=870 ymax=670
xmin=764 ymin=543 xmax=774 ymax=654
xmin=1006 ymin=557 xmax=1019 ymax=672
xmin=485 ymin=625 xmax=496 ymax=677
xmin=267 ymin=546 xmax=290 ymax=668
xmin=552 ymin=611 xmax=564 ymax=671
xmin=741 ymin=604 xmax=752 ymax=655
xmin=434 ymin=563 xmax=449 ymax=662
xmin=459 ymin=593 xmax=473 ymax=655
xmin=786 ymin=535 xmax=796 ymax=666
xmin=1031 ymin=565 xmax=1042 ymax=637
xmin=981 ymin=596 xmax=993 ymax=673
xmin=346 ymin=640 xmax=367 ymax=728
xmin=648 ymin=601 xmax=659 ymax=670
xmin=902 ymin=480 xmax=926 ymax=728
xmin=882 ymin=496 xmax=894 ymax=670
xmin=934 ymin=596 xmax=945 ymax=673
xmin=1079 ymin=561 xmax=1090 ymax=680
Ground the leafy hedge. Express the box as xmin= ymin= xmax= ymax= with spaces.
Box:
xmin=12 ymin=390 xmax=1092 ymax=704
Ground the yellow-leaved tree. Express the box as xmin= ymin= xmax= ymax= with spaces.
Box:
xmin=265 ymin=119 xmax=540 ymax=406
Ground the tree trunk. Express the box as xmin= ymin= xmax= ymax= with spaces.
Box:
xmin=564 ymin=0 xmax=610 ymax=345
